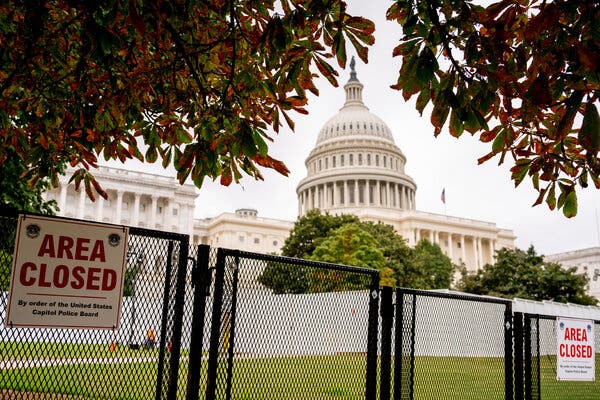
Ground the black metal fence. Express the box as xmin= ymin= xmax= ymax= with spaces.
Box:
xmin=187 ymin=246 xmax=381 ymax=400
xmin=2 ymin=211 xmax=600 ymax=400
xmin=0 ymin=210 xmax=192 ymax=400
xmin=382 ymin=288 xmax=514 ymax=400
xmin=513 ymin=314 xmax=600 ymax=400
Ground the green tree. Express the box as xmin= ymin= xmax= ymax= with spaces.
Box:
xmin=0 ymin=1 xmax=374 ymax=199
xmin=310 ymin=223 xmax=392 ymax=291
xmin=0 ymin=248 xmax=12 ymax=291
xmin=259 ymin=213 xmax=456 ymax=293
xmin=388 ymin=0 xmax=600 ymax=217
xmin=407 ymin=239 xmax=455 ymax=289
xmin=457 ymin=246 xmax=597 ymax=305
xmin=281 ymin=210 xmax=360 ymax=259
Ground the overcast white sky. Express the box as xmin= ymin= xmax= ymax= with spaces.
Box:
xmin=111 ymin=1 xmax=600 ymax=256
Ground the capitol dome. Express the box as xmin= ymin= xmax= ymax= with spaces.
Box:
xmin=297 ymin=58 xmax=417 ymax=217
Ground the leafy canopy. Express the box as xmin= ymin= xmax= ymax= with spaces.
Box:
xmin=260 ymin=210 xmax=456 ymax=293
xmin=457 ymin=246 xmax=597 ymax=306
xmin=0 ymin=1 xmax=374 ymax=199
xmin=388 ymin=0 xmax=600 ymax=217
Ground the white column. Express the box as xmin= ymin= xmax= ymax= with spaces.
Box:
xmin=415 ymin=229 xmax=421 ymax=243
xmin=133 ymin=193 xmax=141 ymax=227
xmin=344 ymin=181 xmax=349 ymax=206
xmin=489 ymin=239 xmax=496 ymax=262
xmin=115 ymin=190 xmax=123 ymax=224
xmin=477 ymin=237 xmax=483 ymax=270
xmin=77 ymin=189 xmax=85 ymax=219
xmin=324 ymin=184 xmax=330 ymax=208
xmin=461 ymin=235 xmax=466 ymax=264
xmin=59 ymin=183 xmax=67 ymax=211
xmin=395 ymin=184 xmax=400 ymax=208
xmin=354 ymin=180 xmax=359 ymax=205
xmin=97 ymin=195 xmax=104 ymax=222
xmin=167 ymin=199 xmax=176 ymax=230
xmin=447 ymin=233 xmax=454 ymax=260
xmin=375 ymin=181 xmax=381 ymax=206
xmin=150 ymin=195 xmax=158 ymax=228
xmin=386 ymin=182 xmax=391 ymax=206
xmin=333 ymin=183 xmax=339 ymax=206
xmin=429 ymin=230 xmax=434 ymax=243
xmin=434 ymin=231 xmax=440 ymax=245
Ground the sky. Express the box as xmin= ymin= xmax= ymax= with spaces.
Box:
xmin=110 ymin=1 xmax=600 ymax=256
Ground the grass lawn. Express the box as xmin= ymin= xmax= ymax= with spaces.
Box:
xmin=1 ymin=351 xmax=599 ymax=400
xmin=0 ymin=341 xmax=161 ymax=361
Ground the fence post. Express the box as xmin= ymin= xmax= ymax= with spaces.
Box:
xmin=155 ymin=240 xmax=175 ymax=400
xmin=205 ymin=248 xmax=227 ymax=400
xmin=166 ymin=237 xmax=190 ymax=400
xmin=513 ymin=312 xmax=524 ymax=400
xmin=365 ymin=273 xmax=380 ymax=400
xmin=225 ymin=254 xmax=240 ymax=400
xmin=524 ymin=315 xmax=540 ymax=400
xmin=186 ymin=244 xmax=212 ymax=400
xmin=379 ymin=286 xmax=394 ymax=400
xmin=504 ymin=303 xmax=514 ymax=400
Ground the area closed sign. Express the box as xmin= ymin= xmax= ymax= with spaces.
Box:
xmin=556 ymin=317 xmax=595 ymax=381
xmin=5 ymin=215 xmax=128 ymax=329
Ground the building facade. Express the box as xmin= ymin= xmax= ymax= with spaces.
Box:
xmin=546 ymin=247 xmax=600 ymax=299
xmin=46 ymin=61 xmax=516 ymax=273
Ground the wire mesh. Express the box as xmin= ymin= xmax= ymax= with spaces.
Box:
xmin=0 ymin=212 xmax=190 ymax=400
xmin=193 ymin=247 xmax=379 ymax=400
xmin=531 ymin=316 xmax=599 ymax=400
xmin=394 ymin=289 xmax=511 ymax=400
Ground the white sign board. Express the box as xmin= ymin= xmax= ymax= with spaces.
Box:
xmin=556 ymin=317 xmax=595 ymax=381
xmin=5 ymin=215 xmax=128 ymax=329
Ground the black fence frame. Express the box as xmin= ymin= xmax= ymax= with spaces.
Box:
xmin=185 ymin=245 xmax=382 ymax=400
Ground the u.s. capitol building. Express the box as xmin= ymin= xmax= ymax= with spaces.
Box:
xmin=46 ymin=63 xmax=516 ymax=273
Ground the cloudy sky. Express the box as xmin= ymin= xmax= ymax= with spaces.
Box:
xmin=112 ymin=1 xmax=600 ymax=256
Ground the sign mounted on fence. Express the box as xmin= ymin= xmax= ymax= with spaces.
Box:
xmin=5 ymin=215 xmax=128 ymax=329
xmin=556 ymin=317 xmax=595 ymax=381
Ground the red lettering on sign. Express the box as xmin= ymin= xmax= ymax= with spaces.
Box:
xmin=19 ymin=262 xmax=36 ymax=286
xmin=87 ymin=267 xmax=101 ymax=290
xmin=54 ymin=264 xmax=69 ymax=288
xmin=57 ymin=236 xmax=74 ymax=259
xmin=74 ymin=238 xmax=90 ymax=261
xmin=38 ymin=263 xmax=52 ymax=287
xmin=564 ymin=328 xmax=588 ymax=341
xmin=16 ymin=262 xmax=118 ymax=292
xmin=71 ymin=266 xmax=85 ymax=289
xmin=37 ymin=235 xmax=55 ymax=257
xmin=89 ymin=240 xmax=106 ymax=262
xmin=102 ymin=269 xmax=117 ymax=291
xmin=36 ymin=235 xmax=107 ymax=262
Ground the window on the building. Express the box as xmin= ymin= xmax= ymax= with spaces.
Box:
xmin=367 ymin=154 xmax=371 ymax=165
xmin=358 ymin=154 xmax=362 ymax=165
xmin=254 ymin=238 xmax=260 ymax=244
xmin=457 ymin=242 xmax=462 ymax=249
xmin=123 ymin=201 xmax=129 ymax=210
xmin=158 ymin=206 xmax=163 ymax=214
xmin=239 ymin=236 xmax=244 ymax=242
xmin=325 ymin=158 xmax=328 ymax=168
xmin=173 ymin=208 xmax=178 ymax=216
xmin=383 ymin=156 xmax=387 ymax=167
xmin=319 ymin=159 xmax=322 ymax=171
xmin=333 ymin=156 xmax=336 ymax=167
xmin=349 ymin=154 xmax=353 ymax=165
xmin=375 ymin=155 xmax=379 ymax=166
xmin=273 ymin=240 xmax=278 ymax=246
xmin=341 ymin=155 xmax=345 ymax=166
xmin=141 ymin=204 xmax=146 ymax=212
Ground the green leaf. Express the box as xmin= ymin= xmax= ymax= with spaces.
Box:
xmin=579 ymin=101 xmax=600 ymax=153
xmin=492 ymin=129 xmax=506 ymax=154
xmin=562 ymin=190 xmax=577 ymax=218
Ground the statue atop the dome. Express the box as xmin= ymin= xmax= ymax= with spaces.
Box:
xmin=349 ymin=56 xmax=358 ymax=82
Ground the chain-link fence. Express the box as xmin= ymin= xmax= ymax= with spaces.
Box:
xmin=519 ymin=315 xmax=600 ymax=400
xmin=187 ymin=246 xmax=381 ymax=400
xmin=388 ymin=288 xmax=513 ymax=400
xmin=0 ymin=210 xmax=191 ymax=400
